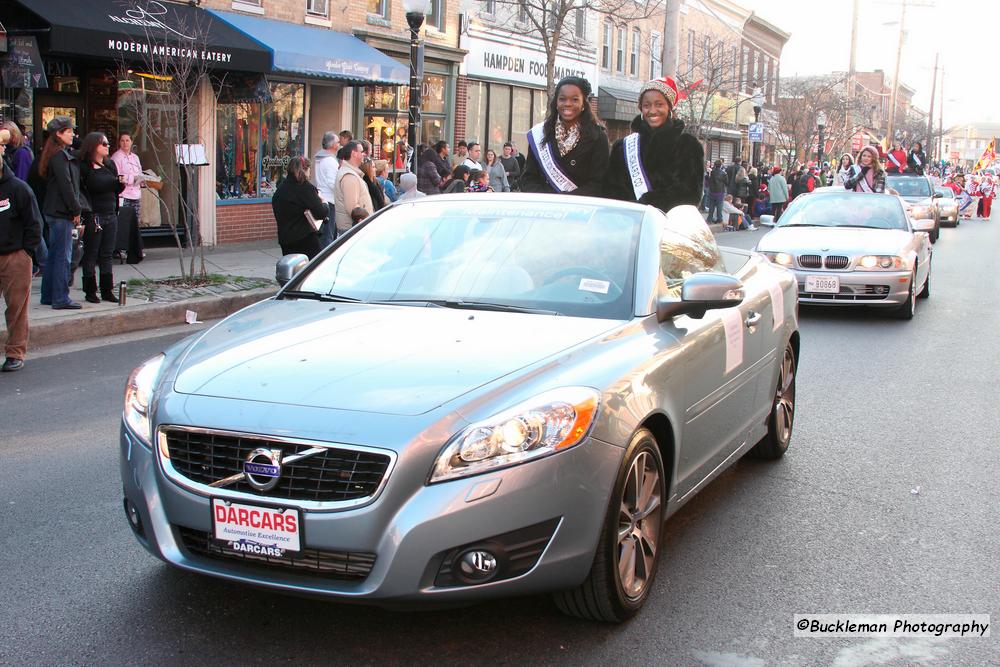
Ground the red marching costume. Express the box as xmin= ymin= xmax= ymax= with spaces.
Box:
xmin=980 ymin=177 xmax=996 ymax=219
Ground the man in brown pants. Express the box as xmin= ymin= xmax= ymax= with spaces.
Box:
xmin=0 ymin=128 xmax=43 ymax=372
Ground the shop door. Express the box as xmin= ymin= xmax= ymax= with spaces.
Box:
xmin=35 ymin=94 xmax=83 ymax=143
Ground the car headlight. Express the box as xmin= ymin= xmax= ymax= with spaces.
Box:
xmin=856 ymin=255 xmax=904 ymax=270
xmin=761 ymin=251 xmax=794 ymax=267
xmin=909 ymin=205 xmax=933 ymax=219
xmin=124 ymin=354 xmax=165 ymax=446
xmin=429 ymin=387 xmax=600 ymax=483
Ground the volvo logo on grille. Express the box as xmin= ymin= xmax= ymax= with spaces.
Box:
xmin=243 ymin=448 xmax=283 ymax=491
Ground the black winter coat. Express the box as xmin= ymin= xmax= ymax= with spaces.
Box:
xmin=42 ymin=147 xmax=83 ymax=219
xmin=519 ymin=122 xmax=610 ymax=196
xmin=708 ymin=166 xmax=728 ymax=194
xmin=605 ymin=116 xmax=705 ymax=212
xmin=0 ymin=167 xmax=43 ymax=256
xmin=271 ymin=177 xmax=329 ymax=246
xmin=907 ymin=149 xmax=927 ymax=175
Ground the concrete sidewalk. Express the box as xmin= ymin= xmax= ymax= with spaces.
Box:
xmin=4 ymin=239 xmax=283 ymax=351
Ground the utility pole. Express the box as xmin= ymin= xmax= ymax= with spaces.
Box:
xmin=938 ymin=67 xmax=944 ymax=165
xmin=846 ymin=0 xmax=859 ymax=135
xmin=662 ymin=0 xmax=681 ymax=78
xmin=926 ymin=51 xmax=938 ymax=162
xmin=886 ymin=0 xmax=907 ymax=149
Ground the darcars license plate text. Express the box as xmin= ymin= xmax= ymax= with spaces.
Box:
xmin=212 ymin=499 xmax=301 ymax=555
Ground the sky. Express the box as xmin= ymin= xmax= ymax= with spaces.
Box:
xmin=739 ymin=0 xmax=999 ymax=129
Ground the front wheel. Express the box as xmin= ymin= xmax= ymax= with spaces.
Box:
xmin=892 ymin=270 xmax=917 ymax=320
xmin=750 ymin=341 xmax=796 ymax=460
xmin=553 ymin=429 xmax=665 ymax=622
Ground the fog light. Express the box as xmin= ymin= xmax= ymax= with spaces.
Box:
xmin=123 ymin=497 xmax=144 ymax=537
xmin=458 ymin=550 xmax=498 ymax=582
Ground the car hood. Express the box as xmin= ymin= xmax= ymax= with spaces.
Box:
xmin=172 ymin=300 xmax=619 ymax=416
xmin=898 ymin=195 xmax=933 ymax=205
xmin=759 ymin=226 xmax=913 ymax=256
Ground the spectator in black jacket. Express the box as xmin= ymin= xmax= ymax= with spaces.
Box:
xmin=38 ymin=116 xmax=83 ymax=310
xmin=0 ymin=127 xmax=44 ymax=372
xmin=271 ymin=156 xmax=328 ymax=259
xmin=78 ymin=132 xmax=124 ymax=303
xmin=417 ymin=141 xmax=451 ymax=195
xmin=707 ymin=160 xmax=728 ymax=223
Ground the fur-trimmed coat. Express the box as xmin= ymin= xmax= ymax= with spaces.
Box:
xmin=519 ymin=122 xmax=610 ymax=197
xmin=604 ymin=115 xmax=705 ymax=212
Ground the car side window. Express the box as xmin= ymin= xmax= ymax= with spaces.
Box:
xmin=658 ymin=211 xmax=726 ymax=298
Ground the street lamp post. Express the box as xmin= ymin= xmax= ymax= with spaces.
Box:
xmin=403 ymin=0 xmax=431 ymax=174
xmin=751 ymin=86 xmax=765 ymax=168
xmin=817 ymin=111 xmax=827 ymax=168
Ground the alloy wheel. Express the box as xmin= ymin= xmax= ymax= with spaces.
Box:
xmin=616 ymin=451 xmax=662 ymax=600
xmin=774 ymin=346 xmax=796 ymax=446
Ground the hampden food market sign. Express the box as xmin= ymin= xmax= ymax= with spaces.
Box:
xmin=463 ymin=33 xmax=597 ymax=89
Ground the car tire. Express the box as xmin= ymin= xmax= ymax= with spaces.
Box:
xmin=553 ymin=428 xmax=665 ymax=623
xmin=918 ymin=264 xmax=930 ymax=299
xmin=930 ymin=227 xmax=939 ymax=244
xmin=749 ymin=341 xmax=796 ymax=460
xmin=892 ymin=270 xmax=917 ymax=320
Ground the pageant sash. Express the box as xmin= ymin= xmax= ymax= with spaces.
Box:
xmin=888 ymin=152 xmax=903 ymax=170
xmin=912 ymin=153 xmax=922 ymax=167
xmin=624 ymin=133 xmax=652 ymax=200
xmin=527 ymin=123 xmax=578 ymax=193
xmin=852 ymin=165 xmax=874 ymax=193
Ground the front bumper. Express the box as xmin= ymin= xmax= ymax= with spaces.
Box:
xmin=119 ymin=421 xmax=623 ymax=604
xmin=791 ymin=269 xmax=912 ymax=306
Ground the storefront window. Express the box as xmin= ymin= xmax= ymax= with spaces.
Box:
xmin=465 ymin=80 xmax=486 ymax=144
xmin=216 ymin=82 xmax=304 ymax=201
xmin=260 ymin=83 xmax=305 ymax=198
xmin=364 ymin=75 xmax=447 ymax=173
xmin=488 ymin=84 xmax=511 ymax=151
xmin=511 ymin=88 xmax=532 ymax=146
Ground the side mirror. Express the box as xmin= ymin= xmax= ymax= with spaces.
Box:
xmin=931 ymin=192 xmax=943 ymax=199
xmin=276 ymin=254 xmax=309 ymax=286
xmin=759 ymin=214 xmax=776 ymax=227
xmin=657 ymin=272 xmax=745 ymax=322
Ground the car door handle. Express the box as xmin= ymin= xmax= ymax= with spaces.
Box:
xmin=745 ymin=311 xmax=762 ymax=328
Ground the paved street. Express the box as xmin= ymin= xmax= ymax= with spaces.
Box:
xmin=1 ymin=220 xmax=997 ymax=666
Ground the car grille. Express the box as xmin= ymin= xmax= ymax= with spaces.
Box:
xmin=176 ymin=525 xmax=376 ymax=581
xmin=798 ymin=254 xmax=822 ymax=268
xmin=800 ymin=283 xmax=889 ymax=301
xmin=824 ymin=255 xmax=850 ymax=269
xmin=162 ymin=428 xmax=392 ymax=503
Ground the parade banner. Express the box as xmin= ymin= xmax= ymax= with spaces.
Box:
xmin=972 ymin=138 xmax=996 ymax=172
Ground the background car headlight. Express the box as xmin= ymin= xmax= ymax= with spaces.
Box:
xmin=429 ymin=387 xmax=600 ymax=483
xmin=124 ymin=354 xmax=165 ymax=446
xmin=761 ymin=251 xmax=794 ymax=267
xmin=856 ymin=255 xmax=904 ymax=270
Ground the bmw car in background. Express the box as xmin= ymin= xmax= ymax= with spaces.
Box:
xmin=120 ymin=196 xmax=799 ymax=622
xmin=934 ymin=187 xmax=960 ymax=226
xmin=886 ymin=173 xmax=942 ymax=243
xmin=757 ymin=190 xmax=931 ymax=320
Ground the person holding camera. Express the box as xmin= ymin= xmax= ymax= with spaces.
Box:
xmin=79 ymin=132 xmax=125 ymax=303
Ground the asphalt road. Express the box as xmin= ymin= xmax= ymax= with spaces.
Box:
xmin=2 ymin=220 xmax=997 ymax=666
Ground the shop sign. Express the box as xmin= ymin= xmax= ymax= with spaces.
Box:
xmin=0 ymin=36 xmax=47 ymax=89
xmin=463 ymin=34 xmax=596 ymax=89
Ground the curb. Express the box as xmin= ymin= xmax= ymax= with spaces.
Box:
xmin=6 ymin=287 xmax=278 ymax=351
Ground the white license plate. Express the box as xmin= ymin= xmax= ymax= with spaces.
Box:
xmin=212 ymin=499 xmax=301 ymax=555
xmin=805 ymin=275 xmax=840 ymax=293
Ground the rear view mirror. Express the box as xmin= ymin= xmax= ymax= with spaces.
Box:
xmin=759 ymin=215 xmax=776 ymax=227
xmin=657 ymin=273 xmax=745 ymax=321
xmin=276 ymin=254 xmax=309 ymax=286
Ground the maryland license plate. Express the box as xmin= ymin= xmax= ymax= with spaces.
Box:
xmin=805 ymin=275 xmax=840 ymax=293
xmin=212 ymin=499 xmax=301 ymax=556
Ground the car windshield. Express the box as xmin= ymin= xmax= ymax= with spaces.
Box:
xmin=886 ymin=176 xmax=932 ymax=197
xmin=777 ymin=193 xmax=908 ymax=231
xmin=935 ymin=188 xmax=954 ymax=198
xmin=295 ymin=200 xmax=643 ymax=319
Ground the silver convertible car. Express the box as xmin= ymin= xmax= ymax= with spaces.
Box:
xmin=756 ymin=190 xmax=931 ymax=320
xmin=120 ymin=196 xmax=799 ymax=622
